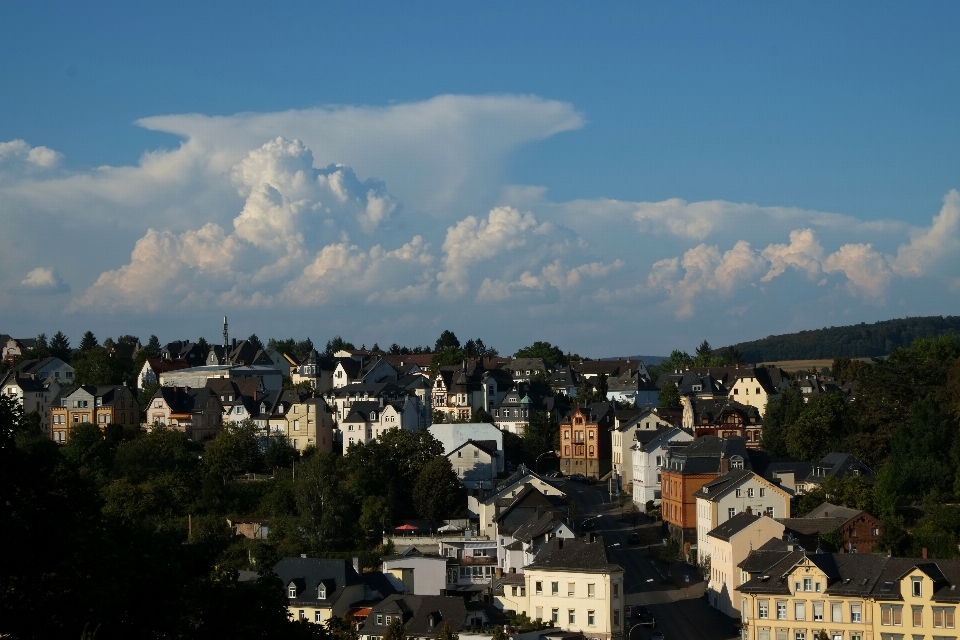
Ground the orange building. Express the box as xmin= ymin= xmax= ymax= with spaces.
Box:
xmin=559 ymin=404 xmax=614 ymax=480
xmin=660 ymin=435 xmax=750 ymax=549
xmin=50 ymin=384 xmax=140 ymax=443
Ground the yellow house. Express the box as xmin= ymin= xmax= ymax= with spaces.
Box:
xmin=273 ymin=557 xmax=366 ymax=625
xmin=523 ymin=536 xmax=624 ymax=640
xmin=738 ymin=549 xmax=960 ymax=640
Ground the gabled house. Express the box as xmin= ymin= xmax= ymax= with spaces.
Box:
xmin=137 ymin=357 xmax=190 ymax=389
xmin=610 ymin=408 xmax=673 ymax=488
xmin=381 ymin=547 xmax=450 ymax=596
xmin=502 ymin=358 xmax=549 ymax=382
xmin=14 ymin=356 xmax=74 ymax=383
xmin=291 ymin=349 xmax=338 ymax=391
xmin=268 ymin=392 xmax=334 ymax=453
xmin=804 ymin=452 xmax=875 ymax=489
xmin=332 ymin=355 xmax=397 ymax=389
xmin=690 ymin=401 xmax=764 ymax=448
xmin=147 ymin=385 xmax=223 ymax=440
xmin=324 ymin=382 xmax=423 ymax=428
xmin=779 ymin=501 xmax=882 ymax=554
xmin=475 ymin=468 xmax=566 ymax=536
xmin=428 ymin=422 xmax=505 ymax=476
xmin=432 ymin=360 xmax=511 ymax=422
xmin=447 ymin=440 xmax=500 ymax=490
xmin=2 ymin=337 xmax=37 ymax=363
xmin=273 ymin=557 xmax=366 ymax=625
xmin=2 ymin=370 xmax=61 ymax=427
xmin=358 ymin=594 xmax=471 ymax=640
xmin=559 ymin=403 xmax=614 ymax=480
xmin=492 ymin=381 xmax=554 ymax=435
xmin=341 ymin=399 xmax=420 ymax=449
xmin=50 ymin=384 xmax=140 ymax=443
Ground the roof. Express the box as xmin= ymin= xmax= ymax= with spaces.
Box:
xmin=446 ymin=439 xmax=499 ymax=457
xmin=777 ymin=516 xmax=849 ymax=537
xmin=361 ymin=594 xmax=468 ymax=636
xmin=272 ymin=557 xmax=364 ymax=607
xmin=803 ymin=501 xmax=863 ymax=520
xmin=665 ymin=435 xmax=750 ymax=475
xmin=693 ymin=468 xmax=755 ymax=501
xmin=526 ymin=536 xmax=622 ymax=573
xmin=706 ymin=512 xmax=763 ymax=542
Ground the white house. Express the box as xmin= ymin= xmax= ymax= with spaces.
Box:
xmin=610 ymin=409 xmax=672 ymax=489
xmin=447 ymin=440 xmax=501 ymax=490
xmin=631 ymin=426 xmax=693 ymax=509
xmin=429 ymin=422 xmax=505 ymax=476
xmin=381 ymin=547 xmax=449 ymax=596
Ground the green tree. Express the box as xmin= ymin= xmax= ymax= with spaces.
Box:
xmin=785 ymin=392 xmax=848 ymax=461
xmin=324 ymin=335 xmax=355 ymax=355
xmin=133 ymin=334 xmax=161 ymax=379
xmin=383 ymin=617 xmax=407 ymax=640
xmin=760 ymin=386 xmax=805 ymax=457
xmin=72 ymin=346 xmax=125 ymax=385
xmin=514 ymin=341 xmax=567 ymax=366
xmin=431 ymin=346 xmax=466 ymax=370
xmin=49 ymin=330 xmax=71 ymax=362
xmin=21 ymin=333 xmax=50 ymax=361
xmin=265 ymin=436 xmax=298 ymax=470
xmin=491 ymin=625 xmax=508 ymax=640
xmin=79 ymin=331 xmax=99 ymax=351
xmin=204 ymin=419 xmax=264 ymax=480
xmin=434 ymin=330 xmax=460 ymax=352
xmin=658 ymin=380 xmax=681 ymax=409
xmin=434 ymin=621 xmax=459 ymax=640
xmin=413 ymin=457 xmax=462 ymax=521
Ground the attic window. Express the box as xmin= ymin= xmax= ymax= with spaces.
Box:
xmin=288 ymin=584 xmax=297 ymax=598
xmin=318 ymin=584 xmax=326 ymax=599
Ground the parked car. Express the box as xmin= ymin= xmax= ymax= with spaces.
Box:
xmin=627 ymin=532 xmax=642 ymax=544
xmin=568 ymin=473 xmax=586 ymax=482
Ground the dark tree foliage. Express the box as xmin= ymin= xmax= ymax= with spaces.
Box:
xmin=760 ymin=386 xmax=805 ymax=457
xmin=434 ymin=330 xmax=460 ymax=352
xmin=718 ymin=315 xmax=960 ymax=363
xmin=247 ymin=334 xmax=265 ymax=351
xmin=324 ymin=336 xmax=355 ymax=355
xmin=72 ymin=345 xmax=126 ymax=386
xmin=514 ymin=341 xmax=567 ymax=366
xmin=49 ymin=330 xmax=71 ymax=362
xmin=413 ymin=457 xmax=463 ymax=522
xmin=657 ymin=381 xmax=681 ymax=409
xmin=79 ymin=330 xmax=99 ymax=351
xmin=269 ymin=338 xmax=316 ymax=362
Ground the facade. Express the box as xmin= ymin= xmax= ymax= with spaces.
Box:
xmin=147 ymin=385 xmax=223 ymax=440
xmin=780 ymin=502 xmax=882 ymax=554
xmin=610 ymin=409 xmax=672 ymax=488
xmin=159 ymin=364 xmax=283 ymax=391
xmin=14 ymin=356 xmax=74 ymax=383
xmin=341 ymin=398 xmax=421 ymax=449
xmin=692 ymin=402 xmax=764 ymax=449
xmin=447 ymin=440 xmax=500 ymax=490
xmin=280 ymin=395 xmax=335 ymax=453
xmin=2 ymin=371 xmax=60 ymax=428
xmin=523 ymin=536 xmax=624 ymax=640
xmin=704 ymin=512 xmax=786 ymax=619
xmin=358 ymin=594 xmax=471 ymax=640
xmin=274 ymin=557 xmax=366 ymax=625
xmin=695 ymin=469 xmax=792 ymax=565
xmin=381 ymin=548 xmax=449 ymax=596
xmin=559 ymin=404 xmax=614 ymax=480
xmin=50 ymin=385 xmax=140 ymax=443
xmin=738 ymin=550 xmax=960 ymax=640
xmin=631 ymin=426 xmax=693 ymax=508
xmin=429 ymin=422 xmax=505 ymax=476
xmin=476 ymin=469 xmax=566 ymax=536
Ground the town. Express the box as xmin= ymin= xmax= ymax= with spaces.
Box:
xmin=4 ymin=322 xmax=960 ymax=640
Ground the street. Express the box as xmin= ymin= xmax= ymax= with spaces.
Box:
xmin=561 ymin=480 xmax=739 ymax=640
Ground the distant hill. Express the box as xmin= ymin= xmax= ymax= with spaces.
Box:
xmin=722 ymin=316 xmax=960 ymax=363
xmin=599 ymin=355 xmax=666 ymax=365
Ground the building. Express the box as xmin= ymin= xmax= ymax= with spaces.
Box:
xmin=779 ymin=502 xmax=882 ymax=554
xmin=523 ymin=536 xmax=624 ymax=640
xmin=146 ymin=385 xmax=223 ymax=440
xmin=447 ymin=440 xmax=500 ymax=490
xmin=274 ymin=557 xmax=368 ymax=625
xmin=474 ymin=468 xmax=566 ymax=537
xmin=50 ymin=385 xmax=139 ymax=443
xmin=804 ymin=452 xmax=876 ymax=489
xmin=2 ymin=371 xmax=61 ymax=428
xmin=660 ymin=435 xmax=751 ymax=548
xmin=137 ymin=358 xmax=191 ymax=389
xmin=14 ymin=356 xmax=74 ymax=383
xmin=631 ymin=426 xmax=693 ymax=509
xmin=695 ymin=469 xmax=792 ymax=565
xmin=610 ymin=408 xmax=672 ymax=489
xmin=429 ymin=422 xmax=505 ymax=477
xmin=358 ymin=594 xmax=472 ymax=640
xmin=381 ymin=547 xmax=450 ymax=596
xmin=559 ymin=404 xmax=614 ymax=480
xmin=737 ymin=549 xmax=960 ymax=640
xmin=704 ymin=512 xmax=786 ymax=619
xmin=159 ymin=364 xmax=283 ymax=391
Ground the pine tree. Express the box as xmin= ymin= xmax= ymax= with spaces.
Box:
xmin=49 ymin=331 xmax=72 ymax=362
xmin=79 ymin=331 xmax=99 ymax=351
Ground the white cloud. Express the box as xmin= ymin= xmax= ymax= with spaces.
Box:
xmin=822 ymin=243 xmax=893 ymax=298
xmin=0 ymin=139 xmax=63 ymax=170
xmin=20 ymin=267 xmax=69 ymax=293
xmin=761 ymin=228 xmax=825 ymax=281
xmin=476 ymin=258 xmax=624 ymax=301
xmin=891 ymin=189 xmax=960 ymax=277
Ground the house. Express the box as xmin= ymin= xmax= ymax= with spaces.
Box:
xmin=14 ymin=356 xmax=74 ymax=383
xmin=494 ymin=485 xmax=572 ymax=574
xmin=290 ymin=349 xmax=338 ymax=391
xmin=50 ymin=384 xmax=140 ymax=443
xmin=146 ymin=385 xmax=223 ymax=440
xmin=429 ymin=422 xmax=505 ymax=477
xmin=705 ymin=512 xmax=785 ymax=619
xmin=559 ymin=403 xmax=614 ymax=480
xmin=2 ymin=337 xmax=37 ymax=363
xmin=137 ymin=357 xmax=191 ymax=389
xmin=779 ymin=502 xmax=882 ymax=554
xmin=1 ymin=371 xmax=61 ymax=428
xmin=341 ymin=398 xmax=422 ymax=449
xmin=159 ymin=364 xmax=284 ymax=391
xmin=271 ymin=393 xmax=334 ymax=453
xmin=631 ymin=426 xmax=694 ymax=509
xmin=160 ymin=340 xmax=207 ymax=364
xmin=604 ymin=362 xmax=658 ymax=407
xmin=447 ymin=440 xmax=500 ymax=490
xmin=691 ymin=401 xmax=764 ymax=449
xmin=432 ymin=361 xmax=512 ymax=422
xmin=502 ymin=358 xmax=549 ymax=382
xmin=659 ymin=365 xmax=790 ymax=415
xmin=358 ymin=594 xmax=471 ymax=640
xmin=274 ymin=556 xmax=367 ymax=625
xmin=325 ymin=382 xmax=425 ymax=428
xmin=523 ymin=536 xmax=625 ymax=640
xmin=660 ymin=435 xmax=751 ymax=548
xmin=695 ymin=469 xmax=792 ymax=567
xmin=492 ymin=381 xmax=554 ymax=435
xmin=804 ymin=452 xmax=876 ymax=489
xmin=475 ymin=468 xmax=566 ymax=536
xmin=332 ymin=355 xmax=397 ymax=389
xmin=737 ymin=549 xmax=960 ymax=640
xmin=381 ymin=547 xmax=450 ymax=596
xmin=610 ymin=408 xmax=673 ymax=489
xmin=548 ymin=366 xmax=578 ymax=398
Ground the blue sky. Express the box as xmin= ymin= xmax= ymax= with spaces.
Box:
xmin=2 ymin=2 xmax=959 ymax=357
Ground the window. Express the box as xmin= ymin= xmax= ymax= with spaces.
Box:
xmin=474 ymin=450 xmax=479 ymax=458
xmin=933 ymin=606 xmax=956 ymax=628
xmin=794 ymin=632 xmax=805 ymax=640
xmin=760 ymin=488 xmax=766 ymax=497
xmin=912 ymin=605 xmax=922 ymax=626
xmin=831 ymin=601 xmax=842 ymax=622
xmin=551 ymin=609 xmax=558 ymax=623
xmin=795 ymin=602 xmax=805 ymax=621
xmin=299 ymin=610 xmax=306 ymax=620
xmin=564 ymin=431 xmax=570 ymax=440
xmin=587 ymin=610 xmax=595 ymax=626
xmin=913 ymin=577 xmax=922 ymax=597
xmin=881 ymin=604 xmax=903 ymax=626
xmin=613 ymin=582 xmax=619 ymax=597
xmin=747 ymin=488 xmax=755 ymax=498
xmin=318 ymin=585 xmax=326 ymax=599
xmin=776 ymin=602 xmax=786 ymax=620
xmin=813 ymin=601 xmax=823 ymax=621
xmin=851 ymin=603 xmax=862 ymax=622
xmin=535 ymin=581 xmax=542 ymax=595
xmin=872 ymin=527 xmax=880 ymax=536
xmin=766 ymin=506 xmax=775 ymax=518
xmin=728 ymin=507 xmax=737 ymax=520
xmin=803 ymin=578 xmax=812 ymax=591
xmin=551 ymin=582 xmax=559 ymax=595
xmin=377 ymin=615 xmax=383 ymax=625
xmin=568 ymin=582 xmax=575 ymax=597
xmin=816 ymin=582 xmax=821 ymax=592
xmin=535 ymin=607 xmax=542 ymax=621
xmin=294 ymin=420 xmax=300 ymax=431
xmin=613 ymin=609 xmax=619 ymax=626
xmin=568 ymin=610 xmax=575 ymax=624
xmin=288 ymin=584 xmax=297 ymax=597
xmin=587 ymin=583 xmax=595 ymax=597
xmin=315 ymin=611 xmax=323 ymax=623
xmin=736 ymin=489 xmax=742 ymax=498
xmin=758 ymin=600 xmax=769 ymax=619
xmin=385 ymin=616 xmax=391 ymax=624
xmin=758 ymin=632 xmax=770 ymax=640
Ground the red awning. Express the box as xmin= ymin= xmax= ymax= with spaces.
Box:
xmin=394 ymin=524 xmax=418 ymax=531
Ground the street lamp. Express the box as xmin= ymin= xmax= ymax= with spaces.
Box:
xmin=535 ymin=450 xmax=557 ymax=475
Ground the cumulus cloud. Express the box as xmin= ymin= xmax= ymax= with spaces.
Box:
xmin=437 ymin=206 xmax=545 ymax=297
xmin=822 ymin=243 xmax=893 ymax=298
xmin=761 ymin=228 xmax=825 ymax=281
xmin=0 ymin=139 xmax=63 ymax=170
xmin=647 ymin=241 xmax=767 ymax=318
xmin=891 ymin=189 xmax=960 ymax=278
xmin=476 ymin=258 xmax=624 ymax=301
xmin=20 ymin=267 xmax=69 ymax=293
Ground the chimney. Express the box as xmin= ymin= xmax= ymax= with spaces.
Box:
xmin=922 ymin=548 xmax=928 ymax=559
xmin=495 ymin=568 xmax=503 ymax=578
xmin=353 ymin=557 xmax=361 ymax=573
xmin=823 ymin=511 xmax=828 ymax=518
xmin=720 ymin=457 xmax=730 ymax=473
xmin=746 ymin=506 xmax=752 ymax=515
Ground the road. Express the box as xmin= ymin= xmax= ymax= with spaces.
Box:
xmin=561 ymin=479 xmax=739 ymax=640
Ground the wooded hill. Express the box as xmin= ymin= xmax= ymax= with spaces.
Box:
xmin=721 ymin=316 xmax=960 ymax=363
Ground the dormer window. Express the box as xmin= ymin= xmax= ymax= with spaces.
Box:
xmin=318 ymin=584 xmax=326 ymax=599
xmin=288 ymin=583 xmax=297 ymax=598
xmin=731 ymin=455 xmax=744 ymax=470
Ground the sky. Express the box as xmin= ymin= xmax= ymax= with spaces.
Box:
xmin=2 ymin=1 xmax=960 ymax=357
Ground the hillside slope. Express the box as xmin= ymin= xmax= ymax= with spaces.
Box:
xmin=722 ymin=316 xmax=960 ymax=363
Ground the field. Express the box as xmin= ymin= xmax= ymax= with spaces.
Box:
xmin=759 ymin=358 xmax=871 ymax=373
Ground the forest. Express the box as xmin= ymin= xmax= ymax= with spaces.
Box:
xmin=720 ymin=315 xmax=960 ymax=362
xmin=761 ymin=335 xmax=960 ymax=558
